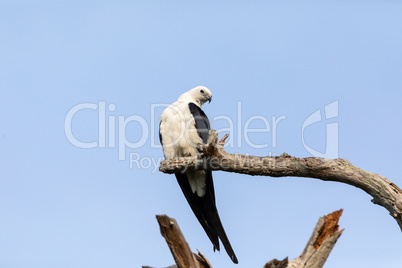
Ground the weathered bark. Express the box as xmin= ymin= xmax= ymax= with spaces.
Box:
xmin=159 ymin=130 xmax=402 ymax=231
xmin=156 ymin=215 xmax=197 ymax=268
xmin=286 ymin=209 xmax=343 ymax=268
xmin=146 ymin=215 xmax=212 ymax=268
xmin=264 ymin=210 xmax=343 ymax=268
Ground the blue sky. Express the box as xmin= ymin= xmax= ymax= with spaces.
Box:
xmin=1 ymin=1 xmax=402 ymax=267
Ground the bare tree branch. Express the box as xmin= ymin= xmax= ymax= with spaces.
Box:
xmin=264 ymin=210 xmax=343 ymax=268
xmin=150 ymin=215 xmax=212 ymax=268
xmin=156 ymin=215 xmax=198 ymax=268
xmin=159 ymin=130 xmax=402 ymax=231
xmin=287 ymin=209 xmax=343 ymax=268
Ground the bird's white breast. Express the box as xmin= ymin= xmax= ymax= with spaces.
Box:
xmin=160 ymin=100 xmax=202 ymax=159
xmin=160 ymin=99 xmax=206 ymax=196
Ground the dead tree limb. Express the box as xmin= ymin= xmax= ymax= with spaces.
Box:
xmin=264 ymin=210 xmax=343 ymax=268
xmin=159 ymin=130 xmax=402 ymax=231
xmin=147 ymin=215 xmax=212 ymax=268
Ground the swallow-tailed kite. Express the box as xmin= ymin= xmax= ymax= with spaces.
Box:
xmin=159 ymin=86 xmax=238 ymax=264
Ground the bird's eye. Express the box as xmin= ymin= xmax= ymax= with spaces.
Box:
xmin=200 ymin=90 xmax=204 ymax=94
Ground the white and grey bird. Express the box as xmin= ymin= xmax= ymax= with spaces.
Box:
xmin=159 ymin=86 xmax=238 ymax=264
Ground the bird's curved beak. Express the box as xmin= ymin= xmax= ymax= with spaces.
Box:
xmin=208 ymin=96 xmax=212 ymax=103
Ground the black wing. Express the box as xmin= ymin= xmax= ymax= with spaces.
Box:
xmin=188 ymin=102 xmax=210 ymax=143
xmin=187 ymin=102 xmax=215 ymax=202
xmin=173 ymin=102 xmax=238 ymax=263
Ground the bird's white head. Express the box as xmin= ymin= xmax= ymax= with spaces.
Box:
xmin=180 ymin=86 xmax=212 ymax=107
